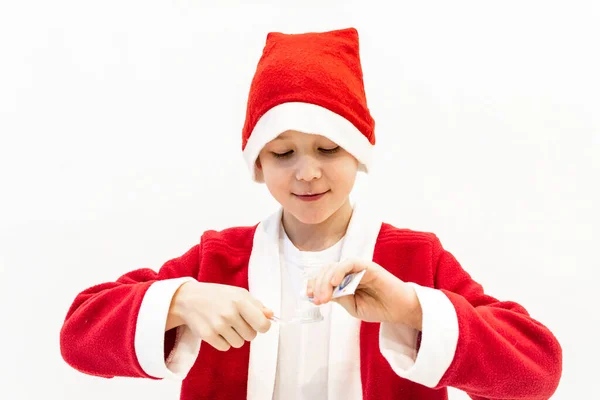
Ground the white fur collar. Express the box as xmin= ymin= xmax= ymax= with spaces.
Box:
xmin=247 ymin=202 xmax=383 ymax=400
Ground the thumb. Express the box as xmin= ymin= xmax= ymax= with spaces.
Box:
xmin=250 ymin=297 xmax=274 ymax=318
xmin=331 ymin=295 xmax=356 ymax=316
xmin=261 ymin=306 xmax=274 ymax=319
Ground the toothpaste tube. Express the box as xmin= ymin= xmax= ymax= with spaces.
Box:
xmin=309 ymin=269 xmax=366 ymax=302
xmin=331 ymin=270 xmax=366 ymax=298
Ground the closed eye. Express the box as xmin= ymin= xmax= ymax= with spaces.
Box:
xmin=272 ymin=150 xmax=293 ymax=158
xmin=320 ymin=146 xmax=340 ymax=154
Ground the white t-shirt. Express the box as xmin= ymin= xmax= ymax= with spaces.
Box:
xmin=273 ymin=226 xmax=344 ymax=400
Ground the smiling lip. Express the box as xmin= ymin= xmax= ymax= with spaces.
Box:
xmin=294 ymin=191 xmax=329 ymax=201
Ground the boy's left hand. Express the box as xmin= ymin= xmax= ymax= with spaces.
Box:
xmin=307 ymin=259 xmax=423 ymax=331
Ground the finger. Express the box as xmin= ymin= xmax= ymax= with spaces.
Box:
xmin=313 ymin=268 xmax=326 ymax=303
xmin=231 ymin=316 xmax=258 ymax=342
xmin=314 ymin=263 xmax=335 ymax=304
xmin=214 ymin=321 xmax=245 ymax=349
xmin=317 ymin=263 xmax=340 ymax=303
xmin=330 ymin=259 xmax=367 ymax=288
xmin=306 ymin=277 xmax=316 ymax=298
xmin=197 ymin=324 xmax=231 ymax=352
xmin=206 ymin=334 xmax=231 ymax=352
xmin=261 ymin=307 xmax=274 ymax=319
xmin=246 ymin=297 xmax=274 ymax=320
xmin=239 ymin=299 xmax=272 ymax=334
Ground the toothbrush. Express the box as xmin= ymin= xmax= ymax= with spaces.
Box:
xmin=269 ymin=307 xmax=324 ymax=325
xmin=268 ymin=271 xmax=366 ymax=325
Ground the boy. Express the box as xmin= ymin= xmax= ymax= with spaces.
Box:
xmin=60 ymin=27 xmax=562 ymax=400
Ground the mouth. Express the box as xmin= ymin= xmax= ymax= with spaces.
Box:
xmin=293 ymin=190 xmax=329 ymax=201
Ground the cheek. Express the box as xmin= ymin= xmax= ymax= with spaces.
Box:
xmin=328 ymin=159 xmax=358 ymax=186
xmin=262 ymin=164 xmax=291 ymax=192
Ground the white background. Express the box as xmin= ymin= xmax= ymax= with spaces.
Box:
xmin=1 ymin=1 xmax=598 ymax=399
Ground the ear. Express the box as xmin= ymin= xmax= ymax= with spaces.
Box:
xmin=254 ymin=158 xmax=265 ymax=182
xmin=254 ymin=169 xmax=265 ymax=182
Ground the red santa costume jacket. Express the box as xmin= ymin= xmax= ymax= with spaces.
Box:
xmin=60 ymin=203 xmax=562 ymax=400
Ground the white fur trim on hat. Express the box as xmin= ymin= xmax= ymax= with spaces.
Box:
xmin=243 ymin=102 xmax=374 ymax=182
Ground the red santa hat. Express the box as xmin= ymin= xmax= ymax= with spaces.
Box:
xmin=241 ymin=27 xmax=376 ymax=182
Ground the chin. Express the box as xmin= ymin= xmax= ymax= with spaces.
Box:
xmin=288 ymin=206 xmax=334 ymax=225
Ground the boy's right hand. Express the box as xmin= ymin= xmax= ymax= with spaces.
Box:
xmin=167 ymin=281 xmax=273 ymax=351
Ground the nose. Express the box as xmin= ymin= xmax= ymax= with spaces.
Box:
xmin=295 ymin=154 xmax=322 ymax=182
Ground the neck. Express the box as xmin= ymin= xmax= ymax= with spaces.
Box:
xmin=282 ymin=199 xmax=353 ymax=252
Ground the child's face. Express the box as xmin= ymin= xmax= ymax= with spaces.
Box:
xmin=257 ymin=130 xmax=359 ymax=225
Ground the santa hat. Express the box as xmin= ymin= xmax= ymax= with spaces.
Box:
xmin=241 ymin=27 xmax=376 ymax=182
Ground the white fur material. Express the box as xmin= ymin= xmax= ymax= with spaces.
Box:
xmin=243 ymin=102 xmax=374 ymax=182
xmin=134 ymin=277 xmax=201 ymax=380
xmin=379 ymin=283 xmax=460 ymax=388
xmin=247 ymin=201 xmax=381 ymax=400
